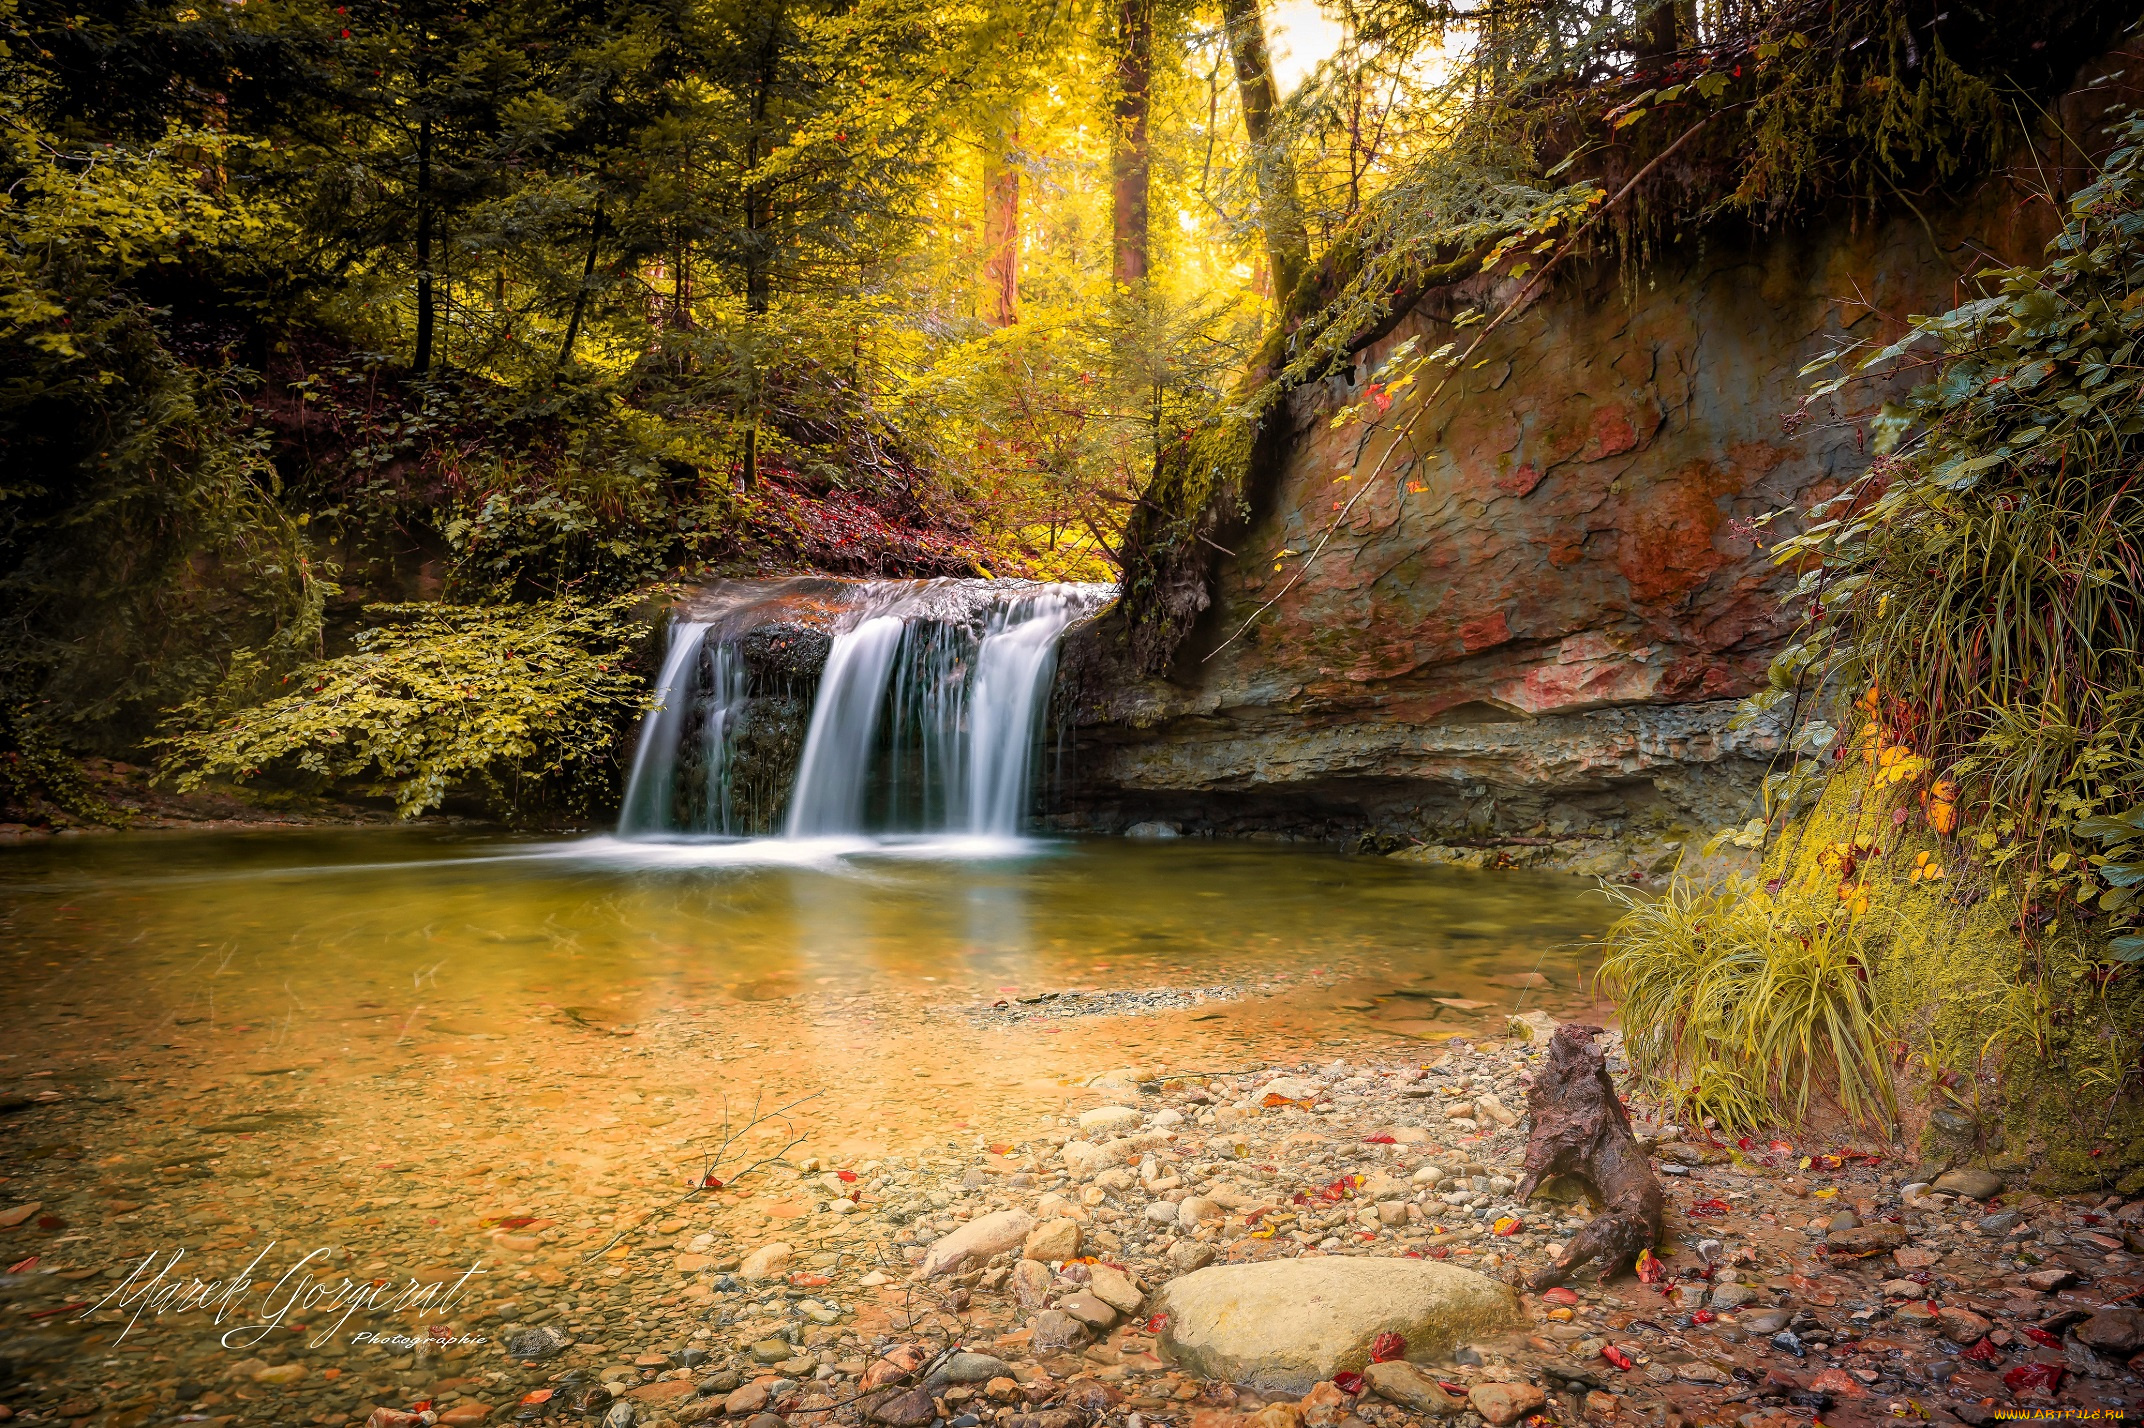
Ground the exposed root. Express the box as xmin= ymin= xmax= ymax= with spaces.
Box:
xmin=1516 ymin=1023 xmax=1664 ymax=1288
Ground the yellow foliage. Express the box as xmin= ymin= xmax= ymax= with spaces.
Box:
xmin=1603 ymin=762 xmax=2144 ymax=1135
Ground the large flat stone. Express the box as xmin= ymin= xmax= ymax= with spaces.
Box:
xmin=921 ymin=1209 xmax=1035 ymax=1277
xmin=1152 ymin=1257 xmax=1523 ymax=1393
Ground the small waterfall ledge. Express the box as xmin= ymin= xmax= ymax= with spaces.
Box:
xmin=618 ymin=579 xmax=1113 ymax=840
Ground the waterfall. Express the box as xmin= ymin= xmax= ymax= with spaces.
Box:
xmin=785 ymin=613 xmax=908 ymax=838
xmin=616 ymin=620 xmax=712 ymax=836
xmin=615 ymin=579 xmax=1109 ymax=842
xmin=966 ymin=591 xmax=1081 ymax=836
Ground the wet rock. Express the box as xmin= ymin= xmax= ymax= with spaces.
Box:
xmin=1152 ymin=1256 xmax=1523 ymax=1394
xmin=740 ymin=1242 xmax=794 ymax=1281
xmin=1708 ymin=1283 xmax=1758 ymax=1310
xmin=1363 ymin=1361 xmax=1466 ymax=1414
xmin=604 ymin=1402 xmax=638 ymax=1428
xmin=507 ymin=1325 xmax=573 ymax=1361
xmin=1168 ymin=1240 xmax=1217 ymax=1273
xmin=255 ymin=1363 xmax=307 ymax=1385
xmin=1010 ymin=1258 xmax=1053 ymax=1308
xmin=2022 ymin=1268 xmax=2078 ymax=1292
xmin=923 ymin=1209 xmax=1035 ymax=1276
xmin=1002 ymin=1413 xmax=1087 ymax=1428
xmin=1061 ymin=1291 xmax=1119 ymax=1329
xmin=1299 ymin=1381 xmax=1351 ymax=1427
xmin=1468 ymin=1382 xmax=1547 ymax=1426
xmin=1079 ymin=1106 xmax=1143 ymax=1134
xmin=1825 ymin=1224 xmax=1906 ymax=1255
xmin=870 ymin=1387 xmax=939 ymax=1426
xmin=1178 ymin=1195 xmax=1221 ymax=1225
xmin=939 ymin=1353 xmax=1015 ymax=1385
xmin=1978 ymin=1210 xmax=2022 ymax=1237
xmin=1933 ymin=1169 xmax=2004 ymax=1201
xmin=1089 ymin=1262 xmax=1144 ymax=1313
xmin=1031 ymin=1309 xmax=1091 ymax=1354
xmin=1024 ymin=1218 xmax=1081 ymax=1261
xmin=751 ymin=1339 xmax=794 ymax=1364
xmin=2075 ymin=1308 xmax=2144 ymax=1355
xmin=747 ymin=1416 xmax=789 ymax=1428
xmin=727 ymin=1383 xmax=773 ymax=1416
xmin=1937 ymin=1308 xmax=1992 ymax=1344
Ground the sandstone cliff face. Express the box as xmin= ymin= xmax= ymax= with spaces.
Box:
xmin=1053 ymin=149 xmax=2102 ymax=869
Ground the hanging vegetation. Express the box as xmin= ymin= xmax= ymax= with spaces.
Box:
xmin=1603 ymin=106 xmax=2144 ymax=1181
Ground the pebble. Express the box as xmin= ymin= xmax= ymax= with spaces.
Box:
xmin=1364 ymin=1360 xmax=1467 ymax=1414
xmin=1468 ymin=1381 xmax=1548 ymax=1426
xmin=1932 ymin=1167 xmax=2005 ymax=1200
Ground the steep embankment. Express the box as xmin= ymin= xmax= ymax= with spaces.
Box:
xmin=1054 ymin=58 xmax=2140 ymax=872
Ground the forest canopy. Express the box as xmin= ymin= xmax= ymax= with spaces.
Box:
xmin=0 ymin=0 xmax=2126 ymax=811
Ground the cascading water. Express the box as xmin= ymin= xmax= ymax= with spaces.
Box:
xmin=616 ymin=579 xmax=1110 ymax=842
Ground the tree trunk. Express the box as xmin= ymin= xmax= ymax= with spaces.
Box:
xmin=1218 ymin=0 xmax=1309 ymax=306
xmin=981 ymin=118 xmax=1021 ymax=326
xmin=1110 ymin=0 xmax=1151 ymax=291
xmin=740 ymin=4 xmax=782 ymax=490
xmin=1515 ymin=1024 xmax=1665 ymax=1288
xmin=556 ymin=195 xmax=605 ymax=371
xmin=413 ymin=111 xmax=435 ymax=375
xmin=1636 ymin=0 xmax=1679 ymax=61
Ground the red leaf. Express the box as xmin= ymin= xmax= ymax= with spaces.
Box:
xmin=1363 ymin=1134 xmax=1397 ymax=1145
xmin=1146 ymin=1315 xmax=1169 ymax=1333
xmin=1691 ymin=1310 xmax=1716 ymax=1324
xmin=837 ymin=1170 xmax=859 ymax=1183
xmin=1962 ymin=1339 xmax=2002 ymax=1363
xmin=1602 ymin=1346 xmax=1634 ymax=1371
xmin=7 ymin=1257 xmax=38 ymax=1273
xmin=2022 ymin=1327 xmax=2060 ymax=1349
xmin=497 ymin=1216 xmax=538 ymax=1229
xmin=520 ymin=1390 xmax=555 ymax=1405
xmin=2004 ymin=1363 xmax=2065 ymax=1394
xmin=27 ymin=1302 xmax=87 ymax=1320
xmin=1332 ymin=1372 xmax=1365 ymax=1395
xmin=1687 ymin=1198 xmax=1733 ymax=1219
xmin=1371 ymin=1332 xmax=1406 ymax=1363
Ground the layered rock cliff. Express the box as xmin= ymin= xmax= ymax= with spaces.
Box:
xmin=1052 ymin=67 xmax=2138 ymax=873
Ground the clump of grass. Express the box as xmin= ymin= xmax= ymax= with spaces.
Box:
xmin=1607 ymin=763 xmax=2144 ymax=1169
xmin=1601 ymin=867 xmax=1895 ymax=1134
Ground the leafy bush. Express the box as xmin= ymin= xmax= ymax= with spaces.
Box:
xmin=162 ymin=596 xmax=650 ymax=818
xmin=1755 ymin=106 xmax=2144 ymax=950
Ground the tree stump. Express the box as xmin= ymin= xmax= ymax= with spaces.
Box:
xmin=1515 ymin=1023 xmax=1664 ymax=1288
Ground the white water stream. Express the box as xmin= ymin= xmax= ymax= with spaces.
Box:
xmin=618 ymin=580 xmax=1110 ymax=841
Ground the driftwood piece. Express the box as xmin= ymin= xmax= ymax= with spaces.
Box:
xmin=1515 ymin=1023 xmax=1664 ymax=1289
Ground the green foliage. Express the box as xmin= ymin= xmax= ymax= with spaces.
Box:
xmin=1599 ymin=870 xmax=1898 ymax=1133
xmin=163 ymin=596 xmax=650 ymax=818
xmin=1758 ymin=106 xmax=2144 ymax=952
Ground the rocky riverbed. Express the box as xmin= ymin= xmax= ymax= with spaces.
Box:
xmin=4 ymin=1014 xmax=2137 ymax=1428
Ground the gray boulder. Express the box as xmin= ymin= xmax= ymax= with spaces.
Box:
xmin=1152 ymin=1256 xmax=1522 ymax=1393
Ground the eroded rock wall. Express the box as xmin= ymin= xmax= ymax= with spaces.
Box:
xmin=1052 ymin=100 xmax=2132 ymax=869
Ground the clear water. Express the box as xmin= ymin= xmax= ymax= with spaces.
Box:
xmin=1 ymin=831 xmax=1614 ymax=1072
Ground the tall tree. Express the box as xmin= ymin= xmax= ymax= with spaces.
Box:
xmin=1110 ymin=0 xmax=1152 ymax=292
xmin=1217 ymin=0 xmax=1308 ymax=305
xmin=981 ymin=115 xmax=1022 ymax=327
